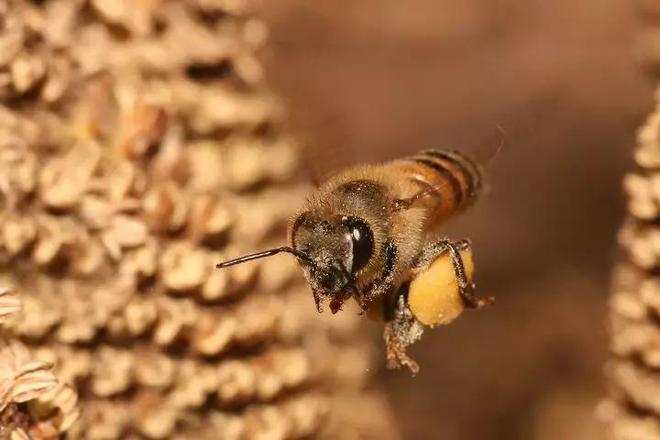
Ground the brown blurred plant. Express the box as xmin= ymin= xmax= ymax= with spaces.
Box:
xmin=0 ymin=1 xmax=396 ymax=438
xmin=601 ymin=110 xmax=660 ymax=436
xmin=601 ymin=6 xmax=660 ymax=430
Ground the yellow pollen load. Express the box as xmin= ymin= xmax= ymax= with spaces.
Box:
xmin=408 ymin=249 xmax=475 ymax=327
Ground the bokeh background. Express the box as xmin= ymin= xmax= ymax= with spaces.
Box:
xmin=260 ymin=1 xmax=652 ymax=439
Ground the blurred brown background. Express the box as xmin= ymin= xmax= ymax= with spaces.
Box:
xmin=260 ymin=1 xmax=651 ymax=439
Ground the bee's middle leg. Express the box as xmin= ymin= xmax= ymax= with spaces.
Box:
xmin=383 ymin=285 xmax=423 ymax=374
xmin=416 ymin=239 xmax=493 ymax=309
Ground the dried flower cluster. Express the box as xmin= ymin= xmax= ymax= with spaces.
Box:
xmin=0 ymin=290 xmax=80 ymax=439
xmin=0 ymin=1 xmax=395 ymax=439
xmin=599 ymin=4 xmax=660 ymax=436
xmin=600 ymin=88 xmax=660 ymax=438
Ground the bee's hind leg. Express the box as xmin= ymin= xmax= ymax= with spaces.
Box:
xmin=383 ymin=284 xmax=424 ymax=374
xmin=417 ymin=239 xmax=493 ymax=309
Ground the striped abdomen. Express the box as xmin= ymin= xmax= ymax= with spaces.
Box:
xmin=395 ymin=149 xmax=483 ymax=227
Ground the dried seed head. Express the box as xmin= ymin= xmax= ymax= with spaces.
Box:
xmin=0 ymin=1 xmax=393 ymax=437
xmin=91 ymin=347 xmax=134 ymax=397
xmin=0 ymin=340 xmax=57 ymax=413
xmin=605 ymin=65 xmax=660 ymax=438
xmin=160 ymin=242 xmax=209 ymax=292
xmin=38 ymin=143 xmax=101 ymax=209
xmin=10 ymin=53 xmax=46 ymax=93
xmin=28 ymin=382 xmax=81 ymax=434
xmin=0 ymin=290 xmax=21 ymax=321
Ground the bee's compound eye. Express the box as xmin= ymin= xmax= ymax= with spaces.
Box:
xmin=342 ymin=216 xmax=374 ymax=273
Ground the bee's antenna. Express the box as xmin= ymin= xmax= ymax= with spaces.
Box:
xmin=216 ymin=246 xmax=314 ymax=268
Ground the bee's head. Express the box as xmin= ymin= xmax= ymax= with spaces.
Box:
xmin=215 ymin=211 xmax=374 ymax=314
xmin=290 ymin=212 xmax=374 ymax=312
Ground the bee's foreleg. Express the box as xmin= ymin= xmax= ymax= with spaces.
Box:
xmin=383 ymin=285 xmax=423 ymax=374
xmin=417 ymin=239 xmax=493 ymax=309
xmin=312 ymin=289 xmax=323 ymax=313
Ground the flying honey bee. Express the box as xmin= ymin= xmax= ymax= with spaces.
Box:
xmin=217 ymin=149 xmax=493 ymax=373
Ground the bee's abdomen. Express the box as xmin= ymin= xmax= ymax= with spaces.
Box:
xmin=397 ymin=149 xmax=482 ymax=224
xmin=419 ymin=149 xmax=482 ymax=203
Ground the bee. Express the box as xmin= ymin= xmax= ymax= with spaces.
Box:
xmin=217 ymin=149 xmax=493 ymax=372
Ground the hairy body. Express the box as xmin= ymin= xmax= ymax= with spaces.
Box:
xmin=218 ymin=149 xmax=491 ymax=372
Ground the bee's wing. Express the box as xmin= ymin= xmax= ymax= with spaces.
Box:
xmin=472 ymin=124 xmax=507 ymax=168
